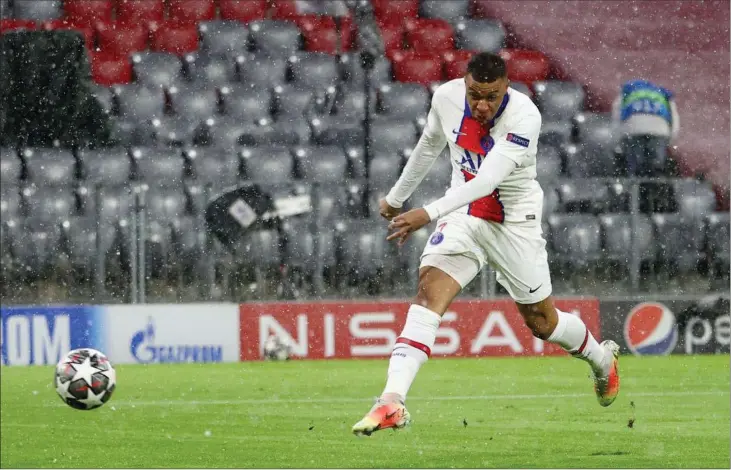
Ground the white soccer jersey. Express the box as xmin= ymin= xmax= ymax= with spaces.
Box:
xmin=386 ymin=78 xmax=544 ymax=224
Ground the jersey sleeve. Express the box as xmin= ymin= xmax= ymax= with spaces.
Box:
xmin=494 ymin=110 xmax=541 ymax=167
xmin=384 ymin=95 xmax=448 ymax=208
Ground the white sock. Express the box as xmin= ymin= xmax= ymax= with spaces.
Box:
xmin=381 ymin=305 xmax=442 ymax=402
xmin=547 ymin=309 xmax=607 ymax=375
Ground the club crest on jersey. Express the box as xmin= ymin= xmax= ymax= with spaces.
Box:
xmin=506 ymin=133 xmax=530 ymax=148
xmin=429 ymin=232 xmax=444 ymax=245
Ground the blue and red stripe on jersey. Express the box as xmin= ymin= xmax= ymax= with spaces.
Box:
xmin=454 ymin=93 xmax=509 ymax=223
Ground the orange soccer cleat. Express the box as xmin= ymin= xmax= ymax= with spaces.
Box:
xmin=594 ymin=340 xmax=621 ymax=407
xmin=351 ymin=399 xmax=411 ymax=436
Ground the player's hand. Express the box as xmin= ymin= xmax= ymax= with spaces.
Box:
xmin=387 ymin=208 xmax=431 ymax=247
xmin=378 ymin=198 xmax=402 ymax=221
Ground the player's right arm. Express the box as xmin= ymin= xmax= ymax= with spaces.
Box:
xmin=382 ymin=95 xmax=448 ymax=217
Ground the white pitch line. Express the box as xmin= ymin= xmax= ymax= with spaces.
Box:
xmin=38 ymin=389 xmax=728 ymax=408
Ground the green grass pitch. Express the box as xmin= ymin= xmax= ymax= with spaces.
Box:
xmin=1 ymin=355 xmax=729 ymax=468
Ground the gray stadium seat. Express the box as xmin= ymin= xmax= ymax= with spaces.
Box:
xmin=548 ymin=213 xmax=601 ymax=269
xmin=213 ymin=118 xmax=306 ymax=147
xmin=573 ymin=112 xmax=616 ymax=150
xmin=220 ymin=85 xmax=271 ymax=120
xmin=14 ymin=217 xmax=62 ymax=278
xmin=332 ymin=86 xmax=376 ymax=120
xmin=377 ymin=83 xmax=430 ymax=120
xmin=141 ymin=217 xmax=174 ymax=279
xmin=539 ymin=120 xmax=573 ymax=148
xmin=238 ymin=228 xmax=281 ymax=272
xmin=563 ymin=143 xmax=616 ymax=178
xmin=1 ymin=188 xmax=21 ymax=219
xmin=599 ymin=213 xmax=654 ymax=268
xmin=167 ymin=85 xmax=219 ymax=120
xmin=310 ymin=116 xmax=365 ymax=147
xmin=183 ymin=53 xmax=237 ymax=86
xmin=339 ymin=53 xmax=392 ymax=87
xmin=271 ymin=117 xmax=310 ymax=145
xmin=0 ymin=147 xmax=21 ymax=185
xmin=281 ymin=217 xmax=316 ymax=270
xmin=706 ymin=212 xmax=730 ymax=274
xmin=248 ymin=20 xmax=301 ymax=57
xmin=673 ymin=179 xmax=717 ymax=220
xmin=1 ymin=0 xmax=11 ymax=18
xmin=556 ymin=178 xmax=609 ymax=214
xmin=337 ymin=219 xmax=392 ymax=287
xmin=86 ymin=185 xmax=133 ymax=223
xmin=510 ymin=82 xmax=532 ymax=98
xmin=107 ymin=117 xmax=156 ymax=147
xmin=605 ymin=180 xmax=631 ymax=213
xmin=542 ymin=185 xmax=560 ymax=218
xmin=344 ymin=146 xmax=367 ymax=179
xmin=151 ymin=116 xmax=202 ymax=148
xmin=88 ymin=83 xmax=115 ymax=116
xmin=144 ymin=186 xmax=190 ymax=222
xmin=536 ymin=145 xmax=563 ymax=185
xmin=59 ymin=215 xmax=105 ymax=276
xmin=77 ymin=147 xmax=132 ymax=185
xmin=237 ymin=53 xmax=288 ymax=88
xmin=288 ymin=52 xmax=339 ymax=88
xmin=420 ymin=150 xmax=452 ymax=188
xmin=368 ymin=150 xmax=404 ymax=191
xmin=272 ymin=84 xmax=317 ymax=118
xmin=196 ymin=116 xmax=249 ymax=149
xmin=13 ymin=0 xmax=61 ymax=20
xmin=130 ymin=147 xmax=186 ymax=185
xmin=22 ymin=185 xmax=77 ymax=222
xmin=293 ymin=145 xmax=348 ymax=183
xmin=198 ymin=21 xmax=249 ymax=58
xmin=114 ymin=84 xmax=166 ymax=120
xmin=21 ymin=148 xmax=77 ymax=186
xmin=369 ymin=118 xmax=418 ymax=153
xmin=184 ymin=147 xmax=240 ymax=186
xmin=239 ymin=145 xmax=294 ymax=182
xmin=652 ymin=214 xmax=705 ymax=274
xmin=454 ymin=19 xmax=505 ymax=52
xmin=420 ymin=0 xmax=470 ymax=20
xmin=533 ymin=81 xmax=586 ymax=121
xmin=406 ymin=181 xmax=447 ymax=212
xmin=312 ymin=181 xmax=367 ymax=221
xmin=131 ymin=52 xmax=184 ymax=88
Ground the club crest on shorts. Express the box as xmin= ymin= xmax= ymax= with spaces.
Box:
xmin=429 ymin=231 xmax=444 ymax=245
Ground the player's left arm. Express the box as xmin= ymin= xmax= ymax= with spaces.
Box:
xmin=387 ymin=111 xmax=541 ymax=245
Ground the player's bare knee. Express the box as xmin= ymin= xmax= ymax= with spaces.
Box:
xmin=413 ymin=267 xmax=454 ymax=315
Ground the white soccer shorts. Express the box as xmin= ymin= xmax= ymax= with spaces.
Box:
xmin=419 ymin=212 xmax=553 ymax=304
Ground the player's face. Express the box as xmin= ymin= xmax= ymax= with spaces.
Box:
xmin=465 ymin=74 xmax=509 ymax=125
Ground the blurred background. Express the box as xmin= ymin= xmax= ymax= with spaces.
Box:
xmin=0 ymin=0 xmax=729 ymax=305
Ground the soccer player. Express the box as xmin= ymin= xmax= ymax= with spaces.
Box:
xmin=352 ymin=52 xmax=620 ymax=436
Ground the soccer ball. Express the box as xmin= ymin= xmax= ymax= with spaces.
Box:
xmin=54 ymin=348 xmax=116 ymax=410
xmin=262 ymin=335 xmax=291 ymax=361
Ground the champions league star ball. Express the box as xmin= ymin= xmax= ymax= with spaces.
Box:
xmin=262 ymin=335 xmax=291 ymax=361
xmin=54 ymin=348 xmax=116 ymax=410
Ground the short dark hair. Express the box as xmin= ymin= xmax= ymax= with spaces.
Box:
xmin=466 ymin=52 xmax=507 ymax=83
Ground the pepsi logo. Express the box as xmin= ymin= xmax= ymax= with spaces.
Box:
xmin=624 ymin=302 xmax=678 ymax=355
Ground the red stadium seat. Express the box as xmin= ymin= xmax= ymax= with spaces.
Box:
xmin=40 ymin=20 xmax=94 ymax=49
xmin=405 ymin=19 xmax=454 ymax=52
xmin=219 ymin=0 xmax=268 ymax=23
xmin=298 ymin=15 xmax=355 ymax=54
xmin=90 ymin=52 xmax=132 ymax=85
xmin=271 ymin=0 xmax=300 ymax=20
xmin=117 ymin=0 xmax=165 ymax=27
xmin=63 ymin=0 xmax=112 ymax=27
xmin=499 ymin=49 xmax=550 ymax=85
xmin=168 ymin=0 xmax=216 ymax=24
xmin=377 ymin=21 xmax=404 ymax=54
xmin=389 ymin=50 xmax=443 ymax=85
xmin=150 ymin=22 xmax=199 ymax=55
xmin=443 ymin=50 xmax=475 ymax=80
xmin=372 ymin=0 xmax=419 ymax=25
xmin=96 ymin=21 xmax=148 ymax=56
xmin=0 ymin=19 xmax=37 ymax=33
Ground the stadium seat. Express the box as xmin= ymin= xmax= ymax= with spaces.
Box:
xmin=652 ymin=214 xmax=705 ymax=274
xmin=184 ymin=147 xmax=240 ymax=186
xmin=280 ymin=216 xmax=317 ymax=271
xmin=0 ymin=18 xmax=36 ymax=32
xmin=443 ymin=50 xmax=475 ymax=81
xmin=143 ymin=186 xmax=190 ymax=221
xmin=22 ymin=185 xmax=78 ymax=222
xmin=499 ymin=49 xmax=550 ymax=85
xmin=224 ymin=118 xmax=308 ymax=147
xmin=40 ymin=20 xmax=93 ymax=48
xmin=77 ymin=148 xmax=132 ymax=185
xmin=130 ymin=147 xmax=186 ymax=186
xmin=219 ymin=0 xmax=268 ymax=23
xmin=237 ymin=53 xmax=289 ymax=88
xmin=331 ymin=86 xmax=376 ymax=120
xmin=238 ymin=228 xmax=281 ymax=273
xmin=510 ymin=81 xmax=532 ymax=97
xmin=116 ymin=0 xmax=164 ymax=27
xmin=599 ymin=213 xmax=655 ymax=269
xmin=13 ymin=0 xmax=61 ymax=20
xmin=14 ymin=217 xmax=63 ymax=277
xmin=114 ymin=84 xmax=166 ymax=120
xmin=377 ymin=82 xmax=429 ymax=119
xmin=542 ymin=185 xmax=560 ymax=218
xmin=150 ymin=21 xmax=199 ymax=55
xmin=288 ymin=52 xmax=340 ymax=88
xmin=239 ymin=145 xmax=294 ymax=182
xmin=107 ymin=117 xmax=157 ymax=147
xmin=706 ymin=212 xmax=730 ymax=275
xmin=372 ymin=0 xmax=419 ymax=24
xmin=454 ymin=19 xmax=505 ymax=53
xmin=339 ymin=53 xmax=392 ymax=88
xmin=59 ymin=215 xmax=103 ymax=276
xmin=0 ymin=148 xmax=21 ymax=185
xmin=533 ymin=81 xmax=586 ymax=121
xmin=556 ymin=178 xmax=610 ymax=214
xmin=198 ymin=21 xmax=249 ymax=58
xmin=302 ymin=15 xmax=355 ymax=54
xmin=377 ymin=21 xmax=404 ymax=54
xmin=151 ymin=116 xmax=202 ymax=148
xmin=369 ymin=117 xmax=418 ymax=153
xmin=249 ymin=20 xmax=302 ymax=57
xmin=563 ymin=142 xmax=616 ymax=178
xmin=368 ymin=150 xmax=404 ymax=191
xmin=536 ymin=145 xmax=563 ymax=185
xmin=184 ymin=53 xmax=237 ymax=86
xmin=131 ymin=52 xmax=184 ymax=88
xmin=220 ymin=85 xmax=271 ymax=120
xmin=337 ymin=218 xmax=391 ymax=287
xmin=673 ymin=179 xmax=717 ymax=220
xmin=573 ymin=112 xmax=618 ymax=175
xmin=0 ymin=187 xmax=21 ymax=220
xmin=82 ymin=185 xmax=132 ymax=224
xmin=21 ymin=148 xmax=77 ymax=186
xmin=548 ymin=213 xmax=601 ymax=269
xmin=389 ymin=51 xmax=443 ymax=86
xmin=168 ymin=0 xmax=216 ymax=23
xmin=344 ymin=146 xmax=367 ymax=179
xmin=90 ymin=52 xmax=132 ymax=85
xmin=309 ymin=116 xmax=365 ymax=148
xmin=196 ymin=116 xmax=247 ymax=148
xmin=310 ymin=182 xmax=347 ymax=221
xmin=95 ymin=21 xmax=148 ymax=56
xmin=293 ymin=145 xmax=348 ymax=183
xmin=272 ymin=84 xmax=318 ymax=119
xmin=539 ymin=120 xmax=573 ymax=148
xmin=62 ymin=0 xmax=112 ymax=27
xmin=420 ymin=0 xmax=470 ymax=21
xmin=405 ymin=19 xmax=454 ymax=53
xmin=167 ymin=85 xmax=219 ymax=121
